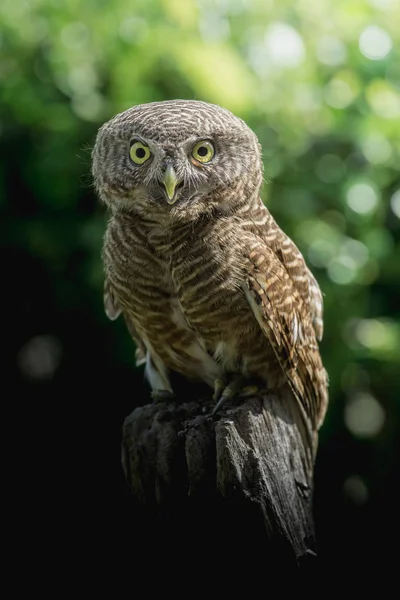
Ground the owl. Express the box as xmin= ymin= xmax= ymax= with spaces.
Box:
xmin=92 ymin=99 xmax=328 ymax=459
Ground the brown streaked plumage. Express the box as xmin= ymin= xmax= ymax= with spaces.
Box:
xmin=92 ymin=99 xmax=328 ymax=462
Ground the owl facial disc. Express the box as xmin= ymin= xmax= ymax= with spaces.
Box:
xmin=162 ymin=164 xmax=182 ymax=204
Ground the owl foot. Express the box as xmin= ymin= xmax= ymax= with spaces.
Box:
xmin=212 ymin=375 xmax=246 ymax=415
xmin=151 ymin=389 xmax=176 ymax=403
xmin=239 ymin=384 xmax=260 ymax=398
xmin=211 ymin=376 xmax=262 ymax=415
xmin=213 ymin=378 xmax=227 ymax=402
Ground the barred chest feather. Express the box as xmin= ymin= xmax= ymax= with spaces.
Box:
xmin=105 ymin=214 xmax=282 ymax=390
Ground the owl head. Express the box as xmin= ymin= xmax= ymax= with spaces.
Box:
xmin=92 ymin=99 xmax=263 ymax=221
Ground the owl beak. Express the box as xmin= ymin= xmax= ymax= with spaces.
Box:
xmin=162 ymin=165 xmax=181 ymax=204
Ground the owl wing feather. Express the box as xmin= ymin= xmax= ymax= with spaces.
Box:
xmin=103 ymin=277 xmax=146 ymax=366
xmin=242 ymin=242 xmax=328 ymax=433
xmin=264 ymin=217 xmax=324 ymax=342
xmin=104 ymin=277 xmax=122 ymax=321
xmin=275 ymin=239 xmax=324 ymax=342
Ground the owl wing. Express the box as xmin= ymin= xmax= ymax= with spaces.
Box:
xmin=103 ymin=277 xmax=146 ymax=366
xmin=262 ymin=215 xmax=324 ymax=341
xmin=274 ymin=237 xmax=324 ymax=342
xmin=242 ymin=242 xmax=328 ymax=433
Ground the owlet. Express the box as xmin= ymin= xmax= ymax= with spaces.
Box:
xmin=92 ymin=99 xmax=328 ymax=459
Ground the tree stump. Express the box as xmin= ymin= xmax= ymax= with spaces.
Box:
xmin=121 ymin=389 xmax=318 ymax=582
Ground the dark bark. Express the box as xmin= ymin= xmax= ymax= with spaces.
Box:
xmin=121 ymin=390 xmax=318 ymax=582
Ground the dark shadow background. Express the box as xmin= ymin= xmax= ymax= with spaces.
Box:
xmin=2 ymin=0 xmax=399 ymax=591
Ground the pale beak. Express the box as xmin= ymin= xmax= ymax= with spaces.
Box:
xmin=162 ymin=165 xmax=181 ymax=204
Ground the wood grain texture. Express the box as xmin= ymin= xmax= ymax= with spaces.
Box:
xmin=122 ymin=389 xmax=318 ymax=577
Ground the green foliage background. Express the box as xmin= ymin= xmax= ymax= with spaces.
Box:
xmin=2 ymin=0 xmax=399 ymax=577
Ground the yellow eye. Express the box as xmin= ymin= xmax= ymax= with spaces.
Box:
xmin=192 ymin=140 xmax=215 ymax=164
xmin=129 ymin=141 xmax=151 ymax=165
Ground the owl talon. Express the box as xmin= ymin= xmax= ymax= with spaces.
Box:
xmin=213 ymin=377 xmax=228 ymax=402
xmin=212 ymin=394 xmax=231 ymax=415
xmin=211 ymin=377 xmax=263 ymax=415
xmin=239 ymin=385 xmax=260 ymax=398
xmin=211 ymin=375 xmax=245 ymax=415
xmin=151 ymin=389 xmax=176 ymax=403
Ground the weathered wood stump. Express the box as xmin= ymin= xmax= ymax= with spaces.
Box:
xmin=122 ymin=389 xmax=318 ymax=581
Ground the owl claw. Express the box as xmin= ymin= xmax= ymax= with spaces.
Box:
xmin=151 ymin=389 xmax=176 ymax=403
xmin=239 ymin=385 xmax=260 ymax=398
xmin=213 ymin=377 xmax=228 ymax=402
xmin=211 ymin=375 xmax=245 ymax=415
xmin=212 ymin=395 xmax=230 ymax=415
xmin=211 ymin=377 xmax=262 ymax=415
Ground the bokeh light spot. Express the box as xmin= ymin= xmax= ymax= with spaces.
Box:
xmin=327 ymin=255 xmax=357 ymax=284
xmin=72 ymin=92 xmax=106 ymax=122
xmin=390 ymin=189 xmax=400 ymax=219
xmin=264 ymin=23 xmax=305 ymax=68
xmin=362 ymin=133 xmax=392 ymax=164
xmin=343 ymin=476 xmax=369 ymax=504
xmin=355 ymin=318 xmax=399 ymax=352
xmin=345 ymin=393 xmax=385 ymax=438
xmin=199 ymin=14 xmax=230 ymax=42
xmin=68 ymin=65 xmax=98 ymax=94
xmin=366 ymin=80 xmax=400 ymax=119
xmin=324 ymin=79 xmax=354 ymax=109
xmin=308 ymin=238 xmax=337 ymax=267
xmin=340 ymin=238 xmax=369 ymax=268
xmin=17 ymin=335 xmax=62 ymax=380
xmin=346 ymin=182 xmax=378 ymax=214
xmin=60 ymin=22 xmax=89 ymax=50
xmin=317 ymin=35 xmax=347 ymax=66
xmin=359 ymin=25 xmax=392 ymax=60
xmin=368 ymin=0 xmax=397 ymax=8
xmin=362 ymin=133 xmax=392 ymax=165
xmin=119 ymin=17 xmax=148 ymax=44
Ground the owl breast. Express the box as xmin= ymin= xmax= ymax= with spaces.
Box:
xmin=104 ymin=216 xmax=224 ymax=388
xmin=170 ymin=233 xmax=283 ymax=388
xmin=105 ymin=214 xmax=283 ymax=392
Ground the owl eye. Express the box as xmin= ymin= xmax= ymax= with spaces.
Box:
xmin=192 ymin=140 xmax=215 ymax=164
xmin=130 ymin=141 xmax=151 ymax=165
